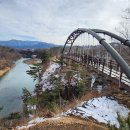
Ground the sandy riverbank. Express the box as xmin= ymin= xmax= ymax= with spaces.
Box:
xmin=23 ymin=58 xmax=42 ymax=65
xmin=0 ymin=67 xmax=10 ymax=77
xmin=0 ymin=64 xmax=16 ymax=77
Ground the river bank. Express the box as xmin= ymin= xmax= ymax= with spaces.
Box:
xmin=0 ymin=46 xmax=21 ymax=77
xmin=23 ymin=58 xmax=42 ymax=65
xmin=0 ymin=58 xmax=41 ymax=77
xmin=0 ymin=64 xmax=16 ymax=77
xmin=0 ymin=67 xmax=10 ymax=77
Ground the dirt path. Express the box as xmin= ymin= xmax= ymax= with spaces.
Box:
xmin=28 ymin=117 xmax=109 ymax=130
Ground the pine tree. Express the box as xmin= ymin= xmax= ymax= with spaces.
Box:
xmin=26 ymin=63 xmax=42 ymax=82
xmin=21 ymin=87 xmax=32 ymax=105
xmin=34 ymin=84 xmax=43 ymax=99
xmin=26 ymin=63 xmax=43 ymax=102
xmin=38 ymin=50 xmax=50 ymax=63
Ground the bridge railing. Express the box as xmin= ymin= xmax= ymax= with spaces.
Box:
xmin=64 ymin=54 xmax=130 ymax=87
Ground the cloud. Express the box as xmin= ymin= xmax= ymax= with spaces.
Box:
xmin=0 ymin=0 xmax=129 ymax=44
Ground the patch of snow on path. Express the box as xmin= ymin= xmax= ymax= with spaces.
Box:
xmin=64 ymin=96 xmax=130 ymax=128
xmin=16 ymin=117 xmax=61 ymax=130
xmin=28 ymin=117 xmax=45 ymax=124
xmin=40 ymin=62 xmax=60 ymax=91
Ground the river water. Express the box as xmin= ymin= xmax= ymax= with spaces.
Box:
xmin=0 ymin=58 xmax=36 ymax=118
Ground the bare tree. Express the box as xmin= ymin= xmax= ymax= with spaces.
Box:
xmin=116 ymin=7 xmax=130 ymax=39
xmin=117 ymin=22 xmax=130 ymax=39
xmin=122 ymin=8 xmax=130 ymax=20
xmin=116 ymin=7 xmax=130 ymax=65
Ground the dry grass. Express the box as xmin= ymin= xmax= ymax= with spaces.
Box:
xmin=28 ymin=116 xmax=109 ymax=130
xmin=113 ymin=92 xmax=130 ymax=108
xmin=0 ymin=117 xmax=29 ymax=129
xmin=61 ymin=91 xmax=102 ymax=113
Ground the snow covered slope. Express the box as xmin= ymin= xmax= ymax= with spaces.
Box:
xmin=64 ymin=96 xmax=130 ymax=128
xmin=40 ymin=62 xmax=60 ymax=91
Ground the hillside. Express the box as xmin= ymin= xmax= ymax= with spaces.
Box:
xmin=0 ymin=46 xmax=21 ymax=76
xmin=0 ymin=40 xmax=57 ymax=49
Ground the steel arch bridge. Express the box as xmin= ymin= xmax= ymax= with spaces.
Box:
xmin=62 ymin=28 xmax=130 ymax=86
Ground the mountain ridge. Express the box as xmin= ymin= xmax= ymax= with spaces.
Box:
xmin=0 ymin=40 xmax=57 ymax=49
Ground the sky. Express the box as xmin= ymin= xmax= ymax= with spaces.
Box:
xmin=0 ymin=0 xmax=129 ymax=45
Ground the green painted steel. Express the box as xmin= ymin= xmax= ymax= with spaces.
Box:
xmin=91 ymin=29 xmax=130 ymax=47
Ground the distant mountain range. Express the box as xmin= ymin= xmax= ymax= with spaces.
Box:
xmin=0 ymin=40 xmax=57 ymax=49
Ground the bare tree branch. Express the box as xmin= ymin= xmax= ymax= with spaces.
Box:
xmin=116 ymin=7 xmax=130 ymax=64
xmin=122 ymin=8 xmax=130 ymax=20
xmin=116 ymin=22 xmax=130 ymax=39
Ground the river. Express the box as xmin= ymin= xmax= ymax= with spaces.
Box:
xmin=0 ymin=58 xmax=36 ymax=118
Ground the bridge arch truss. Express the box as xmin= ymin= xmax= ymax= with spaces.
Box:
xmin=62 ymin=28 xmax=130 ymax=83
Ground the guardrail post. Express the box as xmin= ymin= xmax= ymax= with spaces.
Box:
xmin=109 ymin=60 xmax=113 ymax=76
xmin=102 ymin=59 xmax=105 ymax=73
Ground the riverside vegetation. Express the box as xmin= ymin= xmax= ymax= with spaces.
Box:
xmin=0 ymin=46 xmax=21 ymax=76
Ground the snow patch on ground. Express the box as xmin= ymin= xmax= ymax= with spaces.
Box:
xmin=96 ymin=85 xmax=103 ymax=93
xmin=90 ymin=75 xmax=103 ymax=93
xmin=16 ymin=96 xmax=129 ymax=129
xmin=40 ymin=62 xmax=60 ymax=91
xmin=28 ymin=117 xmax=45 ymax=124
xmin=27 ymin=105 xmax=36 ymax=111
xmin=64 ymin=96 xmax=130 ymax=128
xmin=90 ymin=75 xmax=96 ymax=88
xmin=16 ymin=117 xmax=45 ymax=130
